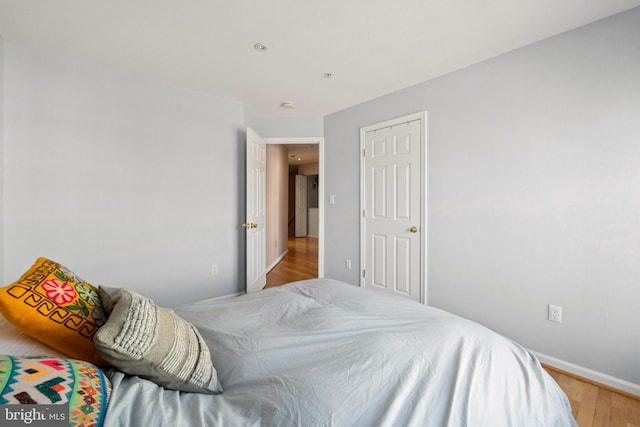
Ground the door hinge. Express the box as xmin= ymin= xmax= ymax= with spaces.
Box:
xmin=362 ymin=148 xmax=366 ymax=157
xmin=362 ymin=209 xmax=366 ymax=218
xmin=362 ymin=269 xmax=366 ymax=278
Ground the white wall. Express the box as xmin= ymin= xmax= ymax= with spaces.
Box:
xmin=265 ymin=144 xmax=289 ymax=268
xmin=3 ymin=43 xmax=246 ymax=306
xmin=324 ymin=8 xmax=640 ymax=384
xmin=244 ymin=109 xmax=324 ymax=138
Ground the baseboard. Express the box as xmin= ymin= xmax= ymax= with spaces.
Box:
xmin=532 ymin=351 xmax=640 ymax=398
xmin=201 ymin=291 xmax=245 ymax=302
xmin=267 ymin=249 xmax=289 ymax=273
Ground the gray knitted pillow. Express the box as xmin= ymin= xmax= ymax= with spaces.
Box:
xmin=94 ymin=287 xmax=222 ymax=394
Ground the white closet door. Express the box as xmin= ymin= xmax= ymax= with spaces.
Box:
xmin=361 ymin=115 xmax=426 ymax=303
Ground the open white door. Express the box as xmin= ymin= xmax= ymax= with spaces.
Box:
xmin=245 ymin=128 xmax=266 ymax=293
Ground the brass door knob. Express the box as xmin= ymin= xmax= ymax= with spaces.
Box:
xmin=409 ymin=226 xmax=418 ymax=233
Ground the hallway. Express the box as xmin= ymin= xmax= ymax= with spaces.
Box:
xmin=265 ymin=237 xmax=318 ymax=288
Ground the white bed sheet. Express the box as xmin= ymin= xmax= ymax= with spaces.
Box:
xmin=103 ymin=278 xmax=577 ymax=427
xmin=0 ymin=314 xmax=67 ymax=358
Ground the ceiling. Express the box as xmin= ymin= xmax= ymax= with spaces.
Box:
xmin=1 ymin=0 xmax=639 ymax=117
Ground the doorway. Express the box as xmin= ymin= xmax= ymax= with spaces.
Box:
xmin=264 ymin=138 xmax=324 ymax=288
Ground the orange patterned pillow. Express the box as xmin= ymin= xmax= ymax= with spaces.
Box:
xmin=0 ymin=258 xmax=107 ymax=365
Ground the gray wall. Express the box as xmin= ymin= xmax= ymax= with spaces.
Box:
xmin=307 ymin=175 xmax=319 ymax=209
xmin=3 ymin=43 xmax=246 ymax=305
xmin=324 ymin=8 xmax=640 ymax=384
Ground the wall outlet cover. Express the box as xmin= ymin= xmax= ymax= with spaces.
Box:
xmin=548 ymin=304 xmax=562 ymax=323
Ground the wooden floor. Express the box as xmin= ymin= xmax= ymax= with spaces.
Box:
xmin=543 ymin=365 xmax=640 ymax=427
xmin=265 ymin=237 xmax=318 ymax=288
xmin=264 ymin=241 xmax=640 ymax=426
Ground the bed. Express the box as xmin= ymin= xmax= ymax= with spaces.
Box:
xmin=0 ymin=258 xmax=577 ymax=427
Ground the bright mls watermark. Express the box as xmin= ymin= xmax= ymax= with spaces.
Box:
xmin=0 ymin=405 xmax=67 ymax=426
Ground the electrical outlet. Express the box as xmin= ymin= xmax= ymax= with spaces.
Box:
xmin=345 ymin=259 xmax=352 ymax=270
xmin=548 ymin=304 xmax=562 ymax=323
xmin=211 ymin=264 xmax=218 ymax=276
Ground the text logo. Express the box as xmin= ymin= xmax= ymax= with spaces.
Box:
xmin=1 ymin=405 xmax=67 ymax=426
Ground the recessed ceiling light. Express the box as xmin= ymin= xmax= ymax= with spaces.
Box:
xmin=254 ymin=43 xmax=268 ymax=51
xmin=280 ymin=101 xmax=295 ymax=109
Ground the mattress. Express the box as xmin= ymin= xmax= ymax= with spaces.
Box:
xmin=102 ymin=278 xmax=577 ymax=427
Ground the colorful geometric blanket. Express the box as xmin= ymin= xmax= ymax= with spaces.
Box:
xmin=0 ymin=355 xmax=111 ymax=427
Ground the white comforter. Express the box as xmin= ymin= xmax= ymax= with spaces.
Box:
xmin=103 ymin=278 xmax=577 ymax=427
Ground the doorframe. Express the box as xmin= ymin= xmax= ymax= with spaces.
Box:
xmin=265 ymin=137 xmax=325 ymax=279
xmin=359 ymin=111 xmax=427 ymax=303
